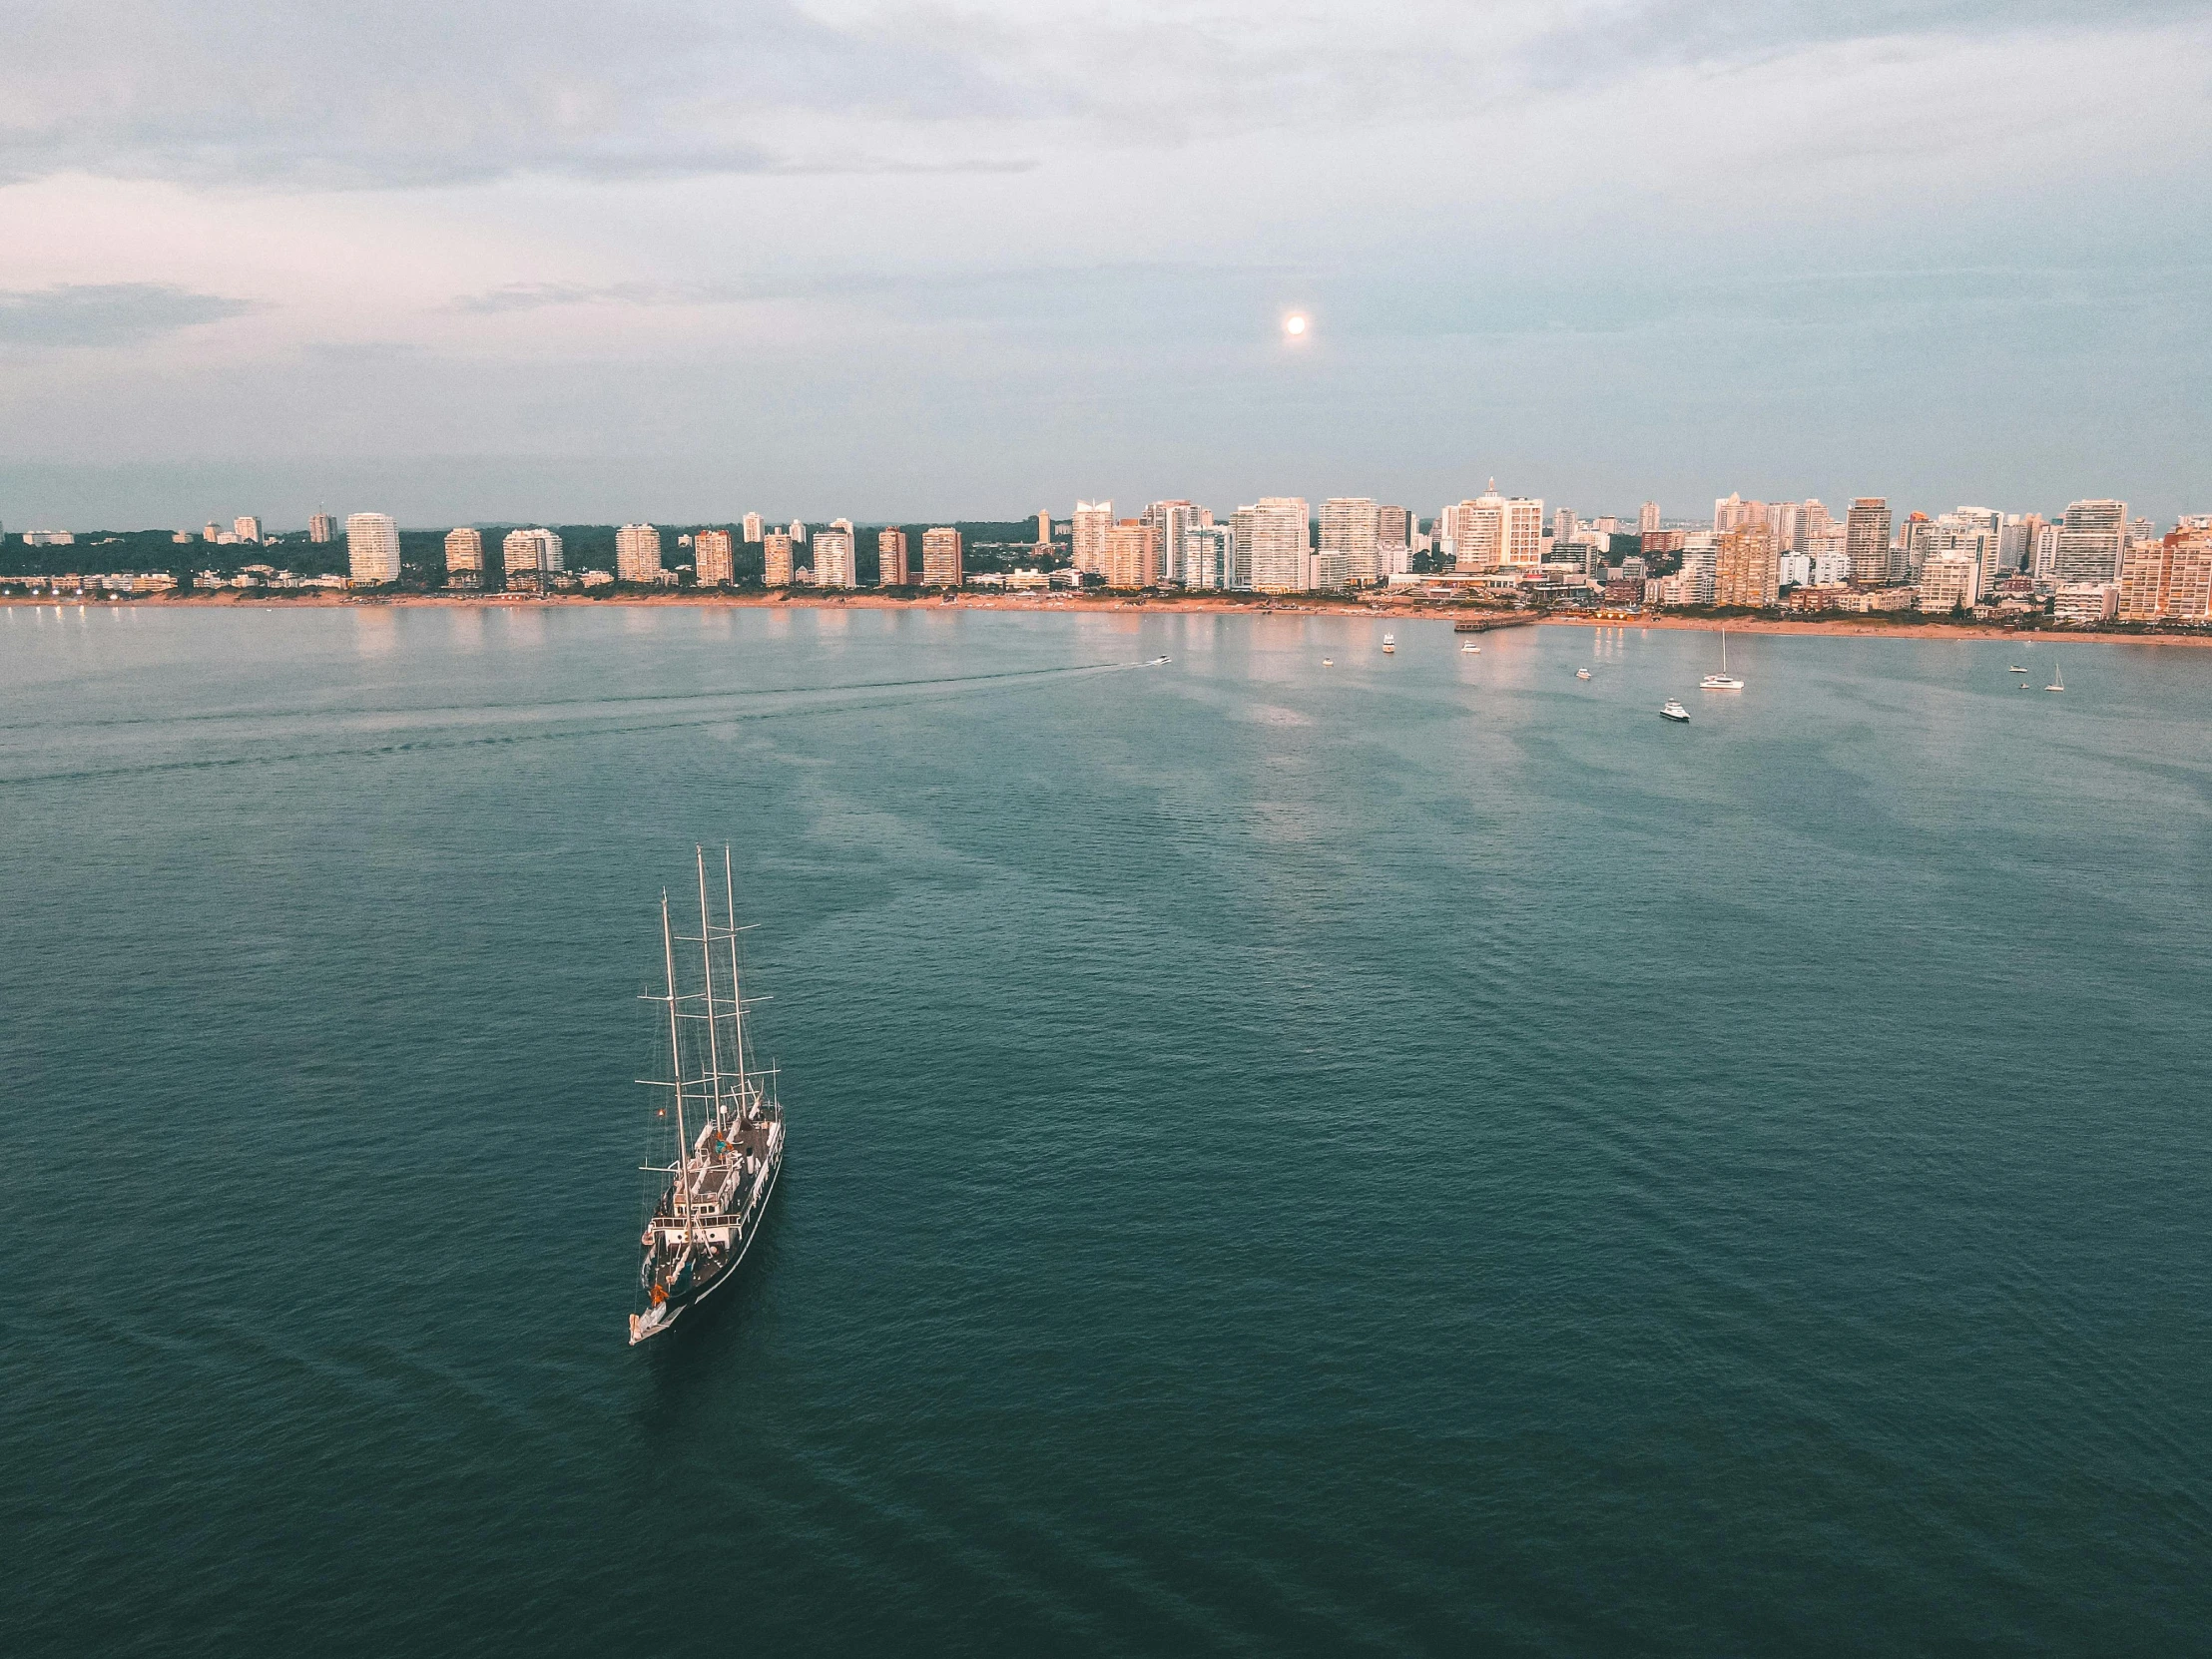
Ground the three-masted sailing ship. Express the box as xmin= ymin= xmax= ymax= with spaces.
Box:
xmin=629 ymin=846 xmax=786 ymax=1347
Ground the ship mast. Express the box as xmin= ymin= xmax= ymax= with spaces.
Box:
xmin=660 ymin=890 xmax=691 ymax=1241
xmin=723 ymin=844 xmax=752 ymax=1116
xmin=695 ymin=846 xmax=726 ymax=1130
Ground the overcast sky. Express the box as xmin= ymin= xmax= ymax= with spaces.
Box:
xmin=2 ymin=1 xmax=2207 ymax=528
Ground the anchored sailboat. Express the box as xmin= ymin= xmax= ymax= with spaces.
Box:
xmin=1701 ymin=628 xmax=1745 ymax=691
xmin=630 ymin=846 xmax=786 ymax=1347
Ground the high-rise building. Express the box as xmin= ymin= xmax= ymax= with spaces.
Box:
xmin=615 ymin=523 xmax=664 ymax=584
xmin=876 ymin=528 xmax=909 ymax=586
xmin=921 ymin=527 xmax=962 ymax=587
xmin=695 ymin=529 xmax=734 ymax=586
xmin=1104 ymin=520 xmax=1158 ymax=589
xmin=2167 ymin=528 xmax=2212 ymax=621
xmin=814 ymin=528 xmax=856 ymax=589
xmin=789 ymin=520 xmax=806 ymax=544
xmin=501 ymin=527 xmax=564 ymax=589
xmin=1845 ymin=498 xmax=1893 ymax=585
xmin=1448 ymin=483 xmax=1543 ymax=570
xmin=234 ymin=515 xmax=262 ymax=542
xmin=1713 ymin=524 xmax=1778 ymax=608
xmin=1139 ymin=500 xmax=1202 ymax=586
xmin=1035 ymin=510 xmax=1051 ymax=547
xmin=762 ymin=532 xmax=794 ymax=586
xmin=1185 ymin=524 xmax=1236 ymax=590
xmin=1552 ymin=507 xmax=1578 ymax=544
xmin=1320 ymin=497 xmax=1382 ymax=584
xmin=308 ymin=511 xmax=335 ymax=544
xmin=1916 ymin=552 xmax=1982 ymax=613
xmin=346 ymin=513 xmax=400 ymax=585
xmin=743 ymin=512 xmax=763 ymax=544
xmin=1072 ymin=501 xmax=1112 ymax=574
xmin=443 ymin=527 xmax=483 ymax=583
xmin=1797 ymin=499 xmax=1837 ymax=553
xmin=1639 ymin=501 xmax=1661 ymax=536
xmin=1713 ymin=493 xmax=1757 ymax=536
xmin=1234 ymin=498 xmax=1311 ymax=592
xmin=2056 ymin=499 xmax=2128 ymax=584
xmin=1378 ymin=505 xmax=1411 ymax=548
xmin=2118 ymin=527 xmax=2212 ymax=622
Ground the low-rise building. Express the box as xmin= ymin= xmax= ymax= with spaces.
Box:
xmin=2052 ymin=583 xmax=2118 ymax=625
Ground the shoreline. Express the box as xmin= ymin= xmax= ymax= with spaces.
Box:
xmin=6 ymin=588 xmax=2207 ymax=647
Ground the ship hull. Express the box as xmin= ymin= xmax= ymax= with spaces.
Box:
xmin=631 ymin=1142 xmax=784 ymax=1345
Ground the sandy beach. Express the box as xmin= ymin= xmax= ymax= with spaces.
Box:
xmin=8 ymin=586 xmax=2209 ymax=646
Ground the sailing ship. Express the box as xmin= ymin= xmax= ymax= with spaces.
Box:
xmin=630 ymin=846 xmax=786 ymax=1347
xmin=1701 ymin=628 xmax=1745 ymax=690
xmin=2045 ymin=662 xmax=2064 ymax=693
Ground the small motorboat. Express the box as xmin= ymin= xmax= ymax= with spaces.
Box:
xmin=1323 ymin=657 xmax=1335 ymax=667
xmin=2008 ymin=664 xmax=2028 ymax=673
xmin=1575 ymin=668 xmax=1591 ymax=680
xmin=1660 ymin=700 xmax=1690 ymax=723
xmin=1382 ymin=642 xmax=1396 ymax=654
xmin=1460 ymin=643 xmax=1479 ymax=654
xmin=1150 ymin=655 xmax=1171 ymax=665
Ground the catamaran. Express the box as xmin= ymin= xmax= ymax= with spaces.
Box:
xmin=1701 ymin=629 xmax=1744 ymax=690
xmin=630 ymin=846 xmax=786 ymax=1347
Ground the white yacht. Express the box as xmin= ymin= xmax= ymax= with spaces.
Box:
xmin=1575 ymin=668 xmax=1591 ymax=680
xmin=1660 ymin=700 xmax=1690 ymax=723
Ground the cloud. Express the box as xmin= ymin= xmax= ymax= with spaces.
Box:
xmin=3 ymin=1 xmax=2198 ymax=189
xmin=0 ymin=283 xmax=263 ymax=347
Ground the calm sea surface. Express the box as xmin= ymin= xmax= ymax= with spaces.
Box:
xmin=3 ymin=604 xmax=2208 ymax=1656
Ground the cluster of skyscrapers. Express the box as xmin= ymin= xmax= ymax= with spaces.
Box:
xmin=324 ymin=486 xmax=2209 ymax=626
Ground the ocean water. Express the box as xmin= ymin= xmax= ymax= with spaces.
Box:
xmin=2 ymin=603 xmax=2207 ymax=1656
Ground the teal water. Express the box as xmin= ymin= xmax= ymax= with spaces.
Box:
xmin=2 ymin=605 xmax=2207 ymax=1655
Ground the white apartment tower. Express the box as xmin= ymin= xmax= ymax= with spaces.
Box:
xmin=1140 ymin=500 xmax=1204 ymax=586
xmin=308 ymin=511 xmax=335 ymax=544
xmin=345 ymin=513 xmax=400 ymax=585
xmin=1072 ymin=501 xmax=1112 ymax=575
xmin=443 ymin=527 xmax=484 ymax=576
xmin=1320 ymin=497 xmax=1382 ymax=585
xmin=1234 ymin=498 xmax=1310 ymax=592
xmin=615 ymin=523 xmax=665 ymax=583
xmin=813 ymin=528 xmax=856 ymax=589
xmin=1639 ymin=501 xmax=1661 ymax=536
xmin=743 ymin=512 xmax=763 ymax=543
xmin=234 ymin=515 xmax=263 ymax=542
xmin=1449 ymin=483 xmax=1544 ymax=571
xmin=501 ymin=528 xmax=564 ymax=588
xmin=1184 ymin=524 xmax=1237 ymax=590
xmin=2056 ymin=499 xmax=2128 ymax=585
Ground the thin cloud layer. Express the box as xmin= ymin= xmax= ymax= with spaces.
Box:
xmin=5 ymin=1 xmax=2199 ymax=187
xmin=0 ymin=283 xmax=262 ymax=347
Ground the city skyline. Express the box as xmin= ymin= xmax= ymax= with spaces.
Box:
xmin=2 ymin=6 xmax=2207 ymax=526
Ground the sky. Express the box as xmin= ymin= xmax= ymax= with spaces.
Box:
xmin=1 ymin=1 xmax=2207 ymax=529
